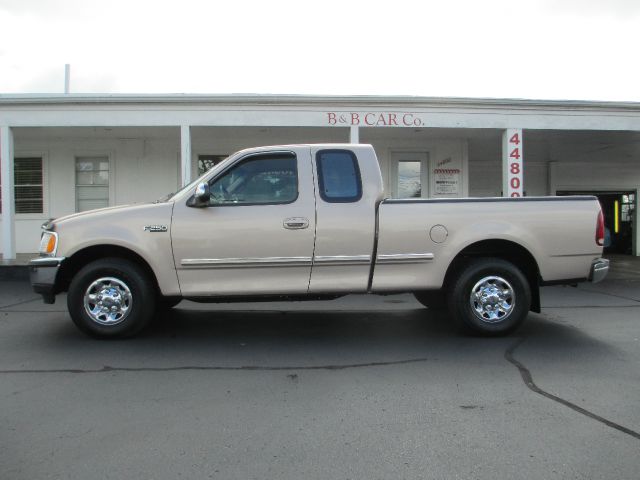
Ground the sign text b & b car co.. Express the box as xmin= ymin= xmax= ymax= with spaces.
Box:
xmin=326 ymin=112 xmax=424 ymax=127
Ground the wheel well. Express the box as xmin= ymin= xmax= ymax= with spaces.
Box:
xmin=57 ymin=245 xmax=161 ymax=295
xmin=443 ymin=240 xmax=541 ymax=313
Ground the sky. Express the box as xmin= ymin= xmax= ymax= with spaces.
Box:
xmin=0 ymin=0 xmax=639 ymax=102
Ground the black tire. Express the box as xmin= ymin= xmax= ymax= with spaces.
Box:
xmin=67 ymin=258 xmax=156 ymax=338
xmin=447 ymin=258 xmax=531 ymax=336
xmin=413 ymin=290 xmax=447 ymax=310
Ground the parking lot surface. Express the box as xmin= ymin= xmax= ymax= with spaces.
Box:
xmin=1 ymin=272 xmax=639 ymax=479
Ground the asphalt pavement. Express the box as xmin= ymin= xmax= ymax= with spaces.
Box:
xmin=1 ymin=273 xmax=639 ymax=479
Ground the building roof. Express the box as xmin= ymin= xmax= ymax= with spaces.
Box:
xmin=1 ymin=93 xmax=640 ymax=111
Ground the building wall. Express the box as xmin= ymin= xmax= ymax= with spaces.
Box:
xmin=2 ymin=125 xmax=638 ymax=254
xmin=361 ymin=130 xmax=468 ymax=198
xmin=1 ymin=129 xmax=181 ymax=252
xmin=468 ymin=161 xmax=548 ymax=197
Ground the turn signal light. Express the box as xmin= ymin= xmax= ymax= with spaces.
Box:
xmin=595 ymin=210 xmax=604 ymax=246
xmin=39 ymin=232 xmax=58 ymax=255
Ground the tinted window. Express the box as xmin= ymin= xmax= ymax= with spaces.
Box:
xmin=316 ymin=150 xmax=362 ymax=203
xmin=209 ymin=153 xmax=297 ymax=206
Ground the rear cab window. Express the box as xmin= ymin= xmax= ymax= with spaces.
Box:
xmin=316 ymin=150 xmax=362 ymax=203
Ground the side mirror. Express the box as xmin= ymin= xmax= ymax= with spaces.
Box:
xmin=191 ymin=182 xmax=210 ymax=208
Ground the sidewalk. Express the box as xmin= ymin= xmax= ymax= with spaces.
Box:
xmin=0 ymin=253 xmax=33 ymax=280
xmin=0 ymin=253 xmax=34 ymax=266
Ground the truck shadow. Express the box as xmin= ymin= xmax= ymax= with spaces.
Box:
xmin=101 ymin=305 xmax=615 ymax=370
xmin=147 ymin=305 xmax=465 ymax=347
xmin=30 ymin=303 xmax=618 ymax=373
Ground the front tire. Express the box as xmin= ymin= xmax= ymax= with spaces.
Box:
xmin=67 ymin=258 xmax=156 ymax=338
xmin=447 ymin=258 xmax=531 ymax=336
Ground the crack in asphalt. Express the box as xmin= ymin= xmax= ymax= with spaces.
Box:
xmin=0 ymin=310 xmax=67 ymax=313
xmin=0 ymin=297 xmax=41 ymax=310
xmin=505 ymin=337 xmax=640 ymax=441
xmin=0 ymin=356 xmax=435 ymax=374
xmin=575 ymin=288 xmax=640 ymax=304
xmin=2 ymin=336 xmax=639 ymax=442
xmin=543 ymin=305 xmax=640 ymax=309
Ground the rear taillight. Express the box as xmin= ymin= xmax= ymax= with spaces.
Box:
xmin=596 ymin=210 xmax=604 ymax=246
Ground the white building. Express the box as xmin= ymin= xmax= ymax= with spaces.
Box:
xmin=1 ymin=94 xmax=639 ymax=258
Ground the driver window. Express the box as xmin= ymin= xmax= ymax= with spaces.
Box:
xmin=208 ymin=153 xmax=298 ymax=206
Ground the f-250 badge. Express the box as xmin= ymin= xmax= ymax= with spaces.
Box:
xmin=143 ymin=225 xmax=168 ymax=232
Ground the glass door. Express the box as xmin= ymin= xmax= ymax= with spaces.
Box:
xmin=390 ymin=152 xmax=429 ymax=198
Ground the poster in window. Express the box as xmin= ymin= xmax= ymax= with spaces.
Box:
xmin=434 ymin=168 xmax=460 ymax=195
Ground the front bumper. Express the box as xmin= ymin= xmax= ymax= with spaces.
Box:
xmin=589 ymin=257 xmax=609 ymax=283
xmin=29 ymin=256 xmax=65 ymax=304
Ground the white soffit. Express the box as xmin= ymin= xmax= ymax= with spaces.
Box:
xmin=1 ymin=94 xmax=640 ymax=131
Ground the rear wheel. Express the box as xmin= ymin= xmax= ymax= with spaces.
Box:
xmin=447 ymin=258 xmax=531 ymax=336
xmin=67 ymin=258 xmax=156 ymax=338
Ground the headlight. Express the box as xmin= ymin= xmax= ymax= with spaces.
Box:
xmin=38 ymin=232 xmax=58 ymax=256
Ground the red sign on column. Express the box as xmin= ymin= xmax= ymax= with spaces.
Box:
xmin=503 ymin=128 xmax=523 ymax=197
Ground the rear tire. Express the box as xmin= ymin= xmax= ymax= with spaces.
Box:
xmin=447 ymin=258 xmax=531 ymax=336
xmin=67 ymin=258 xmax=156 ymax=338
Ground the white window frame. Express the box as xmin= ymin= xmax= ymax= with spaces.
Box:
xmin=74 ymin=152 xmax=115 ymax=212
xmin=0 ymin=150 xmax=49 ymax=220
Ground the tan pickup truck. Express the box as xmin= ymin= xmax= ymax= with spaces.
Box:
xmin=30 ymin=144 xmax=609 ymax=338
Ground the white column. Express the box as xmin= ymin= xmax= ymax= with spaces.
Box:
xmin=502 ymin=128 xmax=523 ymax=197
xmin=64 ymin=64 xmax=71 ymax=94
xmin=1 ymin=126 xmax=16 ymax=260
xmin=180 ymin=125 xmax=192 ymax=187
xmin=349 ymin=125 xmax=359 ymax=144
xmin=547 ymin=161 xmax=558 ymax=196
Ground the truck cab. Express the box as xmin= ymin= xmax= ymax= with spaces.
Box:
xmin=170 ymin=144 xmax=383 ymax=296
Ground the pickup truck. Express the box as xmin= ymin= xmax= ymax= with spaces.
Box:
xmin=29 ymin=144 xmax=609 ymax=338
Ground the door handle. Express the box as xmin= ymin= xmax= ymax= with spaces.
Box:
xmin=283 ymin=217 xmax=309 ymax=230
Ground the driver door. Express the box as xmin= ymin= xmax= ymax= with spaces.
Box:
xmin=171 ymin=147 xmax=316 ymax=296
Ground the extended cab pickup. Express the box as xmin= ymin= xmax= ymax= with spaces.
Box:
xmin=30 ymin=144 xmax=609 ymax=338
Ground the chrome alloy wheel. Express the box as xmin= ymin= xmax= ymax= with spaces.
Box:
xmin=469 ymin=275 xmax=515 ymax=323
xmin=83 ymin=277 xmax=133 ymax=325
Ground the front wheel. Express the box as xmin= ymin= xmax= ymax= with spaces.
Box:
xmin=67 ymin=258 xmax=156 ymax=338
xmin=447 ymin=258 xmax=531 ymax=336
